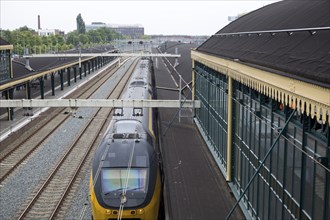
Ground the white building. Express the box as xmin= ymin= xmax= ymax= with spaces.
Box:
xmin=38 ymin=29 xmax=63 ymax=37
xmin=86 ymin=22 xmax=144 ymax=38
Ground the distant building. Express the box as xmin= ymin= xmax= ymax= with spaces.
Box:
xmin=86 ymin=22 xmax=107 ymax=30
xmin=86 ymin=22 xmax=144 ymax=38
xmin=38 ymin=29 xmax=64 ymax=37
xmin=37 ymin=15 xmax=64 ymax=37
xmin=228 ymin=13 xmax=247 ymax=22
xmin=228 ymin=16 xmax=238 ymax=22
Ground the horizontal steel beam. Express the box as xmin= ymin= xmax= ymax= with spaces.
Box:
xmin=23 ymin=53 xmax=180 ymax=58
xmin=0 ymin=99 xmax=200 ymax=108
xmin=214 ymin=26 xmax=330 ymax=36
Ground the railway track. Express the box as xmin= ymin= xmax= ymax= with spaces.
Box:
xmin=16 ymin=58 xmax=140 ymax=219
xmin=0 ymin=60 xmax=121 ymax=183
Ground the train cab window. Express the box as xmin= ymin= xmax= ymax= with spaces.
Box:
xmin=115 ymin=120 xmax=144 ymax=134
xmin=112 ymin=133 xmax=139 ymax=139
xmin=130 ymin=80 xmax=147 ymax=87
xmin=101 ymin=168 xmax=148 ymax=194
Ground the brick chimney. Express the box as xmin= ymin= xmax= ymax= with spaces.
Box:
xmin=38 ymin=15 xmax=41 ymax=30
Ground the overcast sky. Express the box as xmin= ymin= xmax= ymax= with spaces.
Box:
xmin=1 ymin=0 xmax=279 ymax=35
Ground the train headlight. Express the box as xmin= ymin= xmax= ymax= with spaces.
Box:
xmin=137 ymin=209 xmax=145 ymax=215
xmin=105 ymin=209 xmax=112 ymax=215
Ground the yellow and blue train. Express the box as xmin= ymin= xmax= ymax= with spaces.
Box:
xmin=90 ymin=59 xmax=162 ymax=220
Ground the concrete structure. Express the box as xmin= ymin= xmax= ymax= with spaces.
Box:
xmin=86 ymin=22 xmax=144 ymax=38
xmin=192 ymin=1 xmax=330 ymax=219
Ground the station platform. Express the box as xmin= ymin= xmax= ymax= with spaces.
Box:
xmin=0 ymin=59 xmax=118 ymax=142
xmin=152 ymin=42 xmax=244 ymax=219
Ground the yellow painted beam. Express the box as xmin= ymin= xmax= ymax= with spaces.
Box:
xmin=0 ymin=45 xmax=13 ymax=50
xmin=0 ymin=57 xmax=97 ymax=91
xmin=191 ymin=50 xmax=330 ymax=125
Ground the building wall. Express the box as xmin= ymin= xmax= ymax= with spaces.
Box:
xmin=193 ymin=60 xmax=330 ymax=220
xmin=37 ymin=29 xmax=63 ymax=37
xmin=86 ymin=24 xmax=144 ymax=38
xmin=112 ymin=27 xmax=144 ymax=38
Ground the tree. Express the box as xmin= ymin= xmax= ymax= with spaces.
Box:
xmin=87 ymin=30 xmax=102 ymax=44
xmin=66 ymin=31 xmax=79 ymax=46
xmin=41 ymin=35 xmax=48 ymax=45
xmin=76 ymin=13 xmax=86 ymax=34
xmin=1 ymin=30 xmax=12 ymax=42
xmin=78 ymin=34 xmax=89 ymax=45
xmin=56 ymin=35 xmax=65 ymax=45
xmin=2 ymin=26 xmax=75 ymax=55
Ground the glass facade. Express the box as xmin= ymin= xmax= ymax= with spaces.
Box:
xmin=194 ymin=61 xmax=330 ymax=220
xmin=195 ymin=63 xmax=228 ymax=169
xmin=0 ymin=49 xmax=11 ymax=82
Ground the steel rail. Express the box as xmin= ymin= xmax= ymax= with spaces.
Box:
xmin=17 ymin=106 xmax=96 ymax=220
xmin=50 ymin=58 xmax=140 ymax=220
xmin=0 ymin=115 xmax=67 ymax=183
xmin=18 ymin=58 xmax=139 ymax=219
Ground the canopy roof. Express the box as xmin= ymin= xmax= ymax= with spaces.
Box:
xmin=197 ymin=0 xmax=330 ymax=88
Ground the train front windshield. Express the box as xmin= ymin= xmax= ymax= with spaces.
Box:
xmin=101 ymin=168 xmax=148 ymax=194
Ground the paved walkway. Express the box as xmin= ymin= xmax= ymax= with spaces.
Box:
xmin=152 ymin=44 xmax=245 ymax=220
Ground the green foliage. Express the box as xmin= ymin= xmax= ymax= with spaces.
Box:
xmin=140 ymin=35 xmax=151 ymax=40
xmin=76 ymin=13 xmax=86 ymax=34
xmin=0 ymin=22 xmax=126 ymax=56
xmin=1 ymin=26 xmax=71 ymax=55
xmin=78 ymin=34 xmax=89 ymax=44
xmin=66 ymin=31 xmax=79 ymax=46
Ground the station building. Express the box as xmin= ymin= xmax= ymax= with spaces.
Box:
xmin=191 ymin=1 xmax=330 ymax=219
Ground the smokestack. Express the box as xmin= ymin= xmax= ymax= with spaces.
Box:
xmin=38 ymin=15 xmax=41 ymax=30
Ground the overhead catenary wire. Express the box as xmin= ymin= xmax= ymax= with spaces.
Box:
xmin=157 ymin=45 xmax=195 ymax=135
xmin=118 ymin=117 xmax=140 ymax=220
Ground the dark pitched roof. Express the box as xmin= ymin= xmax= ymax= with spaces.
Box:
xmin=0 ymin=37 xmax=10 ymax=45
xmin=2 ymin=45 xmax=116 ymax=85
xmin=197 ymin=0 xmax=330 ymax=88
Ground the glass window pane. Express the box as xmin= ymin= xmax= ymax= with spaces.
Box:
xmin=101 ymin=168 xmax=148 ymax=193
